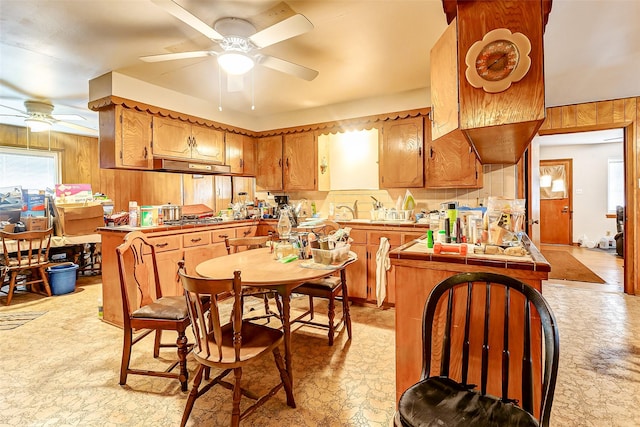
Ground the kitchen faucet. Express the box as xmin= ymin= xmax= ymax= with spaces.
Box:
xmin=336 ymin=200 xmax=358 ymax=220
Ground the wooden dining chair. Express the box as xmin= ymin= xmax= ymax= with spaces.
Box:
xmin=395 ymin=272 xmax=560 ymax=427
xmin=0 ymin=228 xmax=53 ymax=306
xmin=116 ymin=231 xmax=191 ymax=391
xmin=292 ymin=221 xmax=352 ymax=345
xmin=224 ymin=235 xmax=281 ymax=323
xmin=178 ymin=265 xmax=295 ymax=427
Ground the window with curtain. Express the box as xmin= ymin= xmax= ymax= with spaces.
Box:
xmin=0 ymin=147 xmax=60 ymax=190
xmin=608 ymin=158 xmax=624 ymax=213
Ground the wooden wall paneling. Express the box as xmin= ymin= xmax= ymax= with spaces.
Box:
xmin=597 ymin=100 xmax=614 ymax=124
xmin=549 ymin=108 xmax=563 ymax=129
xmin=139 ymin=171 xmax=182 ymax=206
xmin=613 ymin=99 xmax=626 ymax=122
xmin=576 ymin=103 xmax=597 ymax=127
xmin=183 ymin=174 xmax=215 ymax=208
xmin=561 ymin=105 xmax=577 ymax=128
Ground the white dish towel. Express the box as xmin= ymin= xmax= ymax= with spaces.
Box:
xmin=376 ymin=237 xmax=391 ymax=307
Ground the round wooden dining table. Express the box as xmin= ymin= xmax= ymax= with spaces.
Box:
xmin=195 ymin=246 xmax=356 ymax=406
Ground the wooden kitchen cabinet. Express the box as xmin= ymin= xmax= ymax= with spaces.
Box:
xmin=380 ymin=117 xmax=424 ymax=188
xmin=256 ymin=132 xmax=317 ymax=191
xmin=424 ymin=121 xmax=483 ymax=188
xmin=182 ymin=230 xmax=212 ymax=275
xmin=256 ymin=135 xmax=283 ymax=191
xmin=152 ymin=116 xmax=225 ymax=164
xmin=284 ymin=131 xmax=317 ymax=191
xmin=430 ymin=1 xmax=546 ymax=164
xmin=146 ymin=234 xmax=183 ymax=296
xmin=343 ymin=224 xmax=427 ymax=306
xmin=226 ymin=132 xmax=256 ymax=176
xmin=345 ymin=229 xmax=367 ymax=300
xmin=98 ymin=105 xmax=153 ymax=170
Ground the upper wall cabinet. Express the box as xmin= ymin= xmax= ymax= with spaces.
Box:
xmin=98 ymin=105 xmax=153 ymax=170
xmin=152 ymin=116 xmax=224 ymax=164
xmin=424 ymin=120 xmax=482 ymax=188
xmin=380 ymin=117 xmax=424 ymax=188
xmin=256 ymin=135 xmax=284 ymax=191
xmin=225 ymin=132 xmax=256 ymax=176
xmin=283 ymin=131 xmax=317 ymax=191
xmin=256 ymin=132 xmax=318 ymax=192
xmin=431 ymin=0 xmax=547 ymax=164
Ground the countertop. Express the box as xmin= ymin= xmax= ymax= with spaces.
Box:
xmin=389 ymin=234 xmax=550 ymax=272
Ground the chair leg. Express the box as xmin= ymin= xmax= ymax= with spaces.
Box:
xmin=262 ymin=293 xmax=271 ymax=324
xmin=231 ymin=367 xmax=243 ymax=427
xmin=341 ymin=271 xmax=353 ymax=340
xmin=38 ymin=266 xmax=52 ymax=297
xmin=5 ymin=271 xmax=18 ymax=306
xmin=327 ymin=294 xmax=336 ymax=346
xmin=176 ymin=331 xmax=189 ymax=392
xmin=153 ymin=330 xmax=162 ymax=358
xmin=181 ymin=364 xmax=204 ymax=427
xmin=274 ymin=293 xmax=284 ymax=320
xmin=120 ymin=327 xmax=133 ymax=385
xmin=273 ymin=347 xmax=296 ymax=408
xmin=308 ymin=295 xmax=315 ymax=320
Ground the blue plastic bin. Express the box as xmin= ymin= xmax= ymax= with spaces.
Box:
xmin=47 ymin=263 xmax=79 ymax=295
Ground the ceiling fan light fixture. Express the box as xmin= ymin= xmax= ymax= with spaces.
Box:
xmin=24 ymin=117 xmax=52 ymax=132
xmin=218 ymin=52 xmax=254 ymax=75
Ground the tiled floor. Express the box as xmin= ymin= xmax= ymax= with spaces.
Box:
xmin=1 ymin=246 xmax=639 ymax=426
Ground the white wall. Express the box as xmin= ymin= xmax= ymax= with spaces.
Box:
xmin=540 ymin=142 xmax=623 ymax=243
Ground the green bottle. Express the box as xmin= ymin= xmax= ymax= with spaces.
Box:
xmin=427 ymin=230 xmax=434 ymax=248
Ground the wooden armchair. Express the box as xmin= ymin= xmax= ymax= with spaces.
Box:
xmin=116 ymin=231 xmax=191 ymax=391
xmin=0 ymin=228 xmax=53 ymax=306
xmin=178 ymin=265 xmax=295 ymax=426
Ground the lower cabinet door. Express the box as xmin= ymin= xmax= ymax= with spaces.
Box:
xmin=346 ymin=245 xmax=368 ymax=300
xmin=183 ymin=242 xmax=227 ymax=276
xmin=156 ymin=250 xmax=185 ymax=297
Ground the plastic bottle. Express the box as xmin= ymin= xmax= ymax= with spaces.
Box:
xmin=97 ymin=297 xmax=103 ymax=319
xmin=426 ymin=230 xmax=434 ymax=248
xmin=128 ymin=201 xmax=138 ymax=227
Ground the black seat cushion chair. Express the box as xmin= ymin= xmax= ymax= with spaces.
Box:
xmin=396 ymin=272 xmax=559 ymax=427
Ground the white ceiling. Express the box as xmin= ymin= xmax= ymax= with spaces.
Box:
xmin=0 ymin=0 xmax=639 ymax=139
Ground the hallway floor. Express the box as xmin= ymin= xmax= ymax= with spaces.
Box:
xmin=1 ymin=246 xmax=638 ymax=426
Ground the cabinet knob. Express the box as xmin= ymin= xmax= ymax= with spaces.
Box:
xmin=155 ymin=242 xmax=169 ymax=248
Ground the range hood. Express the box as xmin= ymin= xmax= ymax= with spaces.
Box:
xmin=152 ymin=159 xmax=231 ymax=175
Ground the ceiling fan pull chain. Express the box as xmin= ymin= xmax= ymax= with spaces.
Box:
xmin=251 ymin=68 xmax=255 ymax=111
xmin=218 ymin=63 xmax=223 ymax=112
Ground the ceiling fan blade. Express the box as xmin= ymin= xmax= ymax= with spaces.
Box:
xmin=249 ymin=14 xmax=313 ymax=48
xmin=0 ymin=103 xmax=28 ymax=115
xmin=151 ymin=0 xmax=224 ymax=41
xmin=140 ymin=50 xmax=214 ymax=63
xmin=0 ymin=114 xmax=27 ymax=118
xmin=55 ymin=121 xmax=98 ymax=135
xmin=52 ymin=114 xmax=85 ymax=121
xmin=257 ymin=55 xmax=319 ymax=81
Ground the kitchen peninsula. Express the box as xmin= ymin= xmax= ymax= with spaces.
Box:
xmin=389 ymin=235 xmax=550 ymax=415
xmin=99 ymin=219 xmax=261 ymax=327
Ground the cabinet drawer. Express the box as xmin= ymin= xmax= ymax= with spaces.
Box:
xmin=148 ymin=235 xmax=181 ymax=253
xmin=367 ymin=231 xmax=402 ymax=247
xmin=402 ymin=231 xmax=426 ymax=244
xmin=211 ymin=228 xmax=233 ymax=243
xmin=235 ymin=225 xmax=257 ymax=238
xmin=183 ymin=231 xmax=211 ymax=248
xmin=348 ymin=228 xmax=367 ymax=244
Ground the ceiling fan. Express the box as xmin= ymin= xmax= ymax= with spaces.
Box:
xmin=0 ymin=100 xmax=97 ymax=134
xmin=141 ymin=0 xmax=319 ymax=81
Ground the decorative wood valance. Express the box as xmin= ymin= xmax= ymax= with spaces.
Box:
xmin=88 ymin=96 xmax=430 ymax=139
